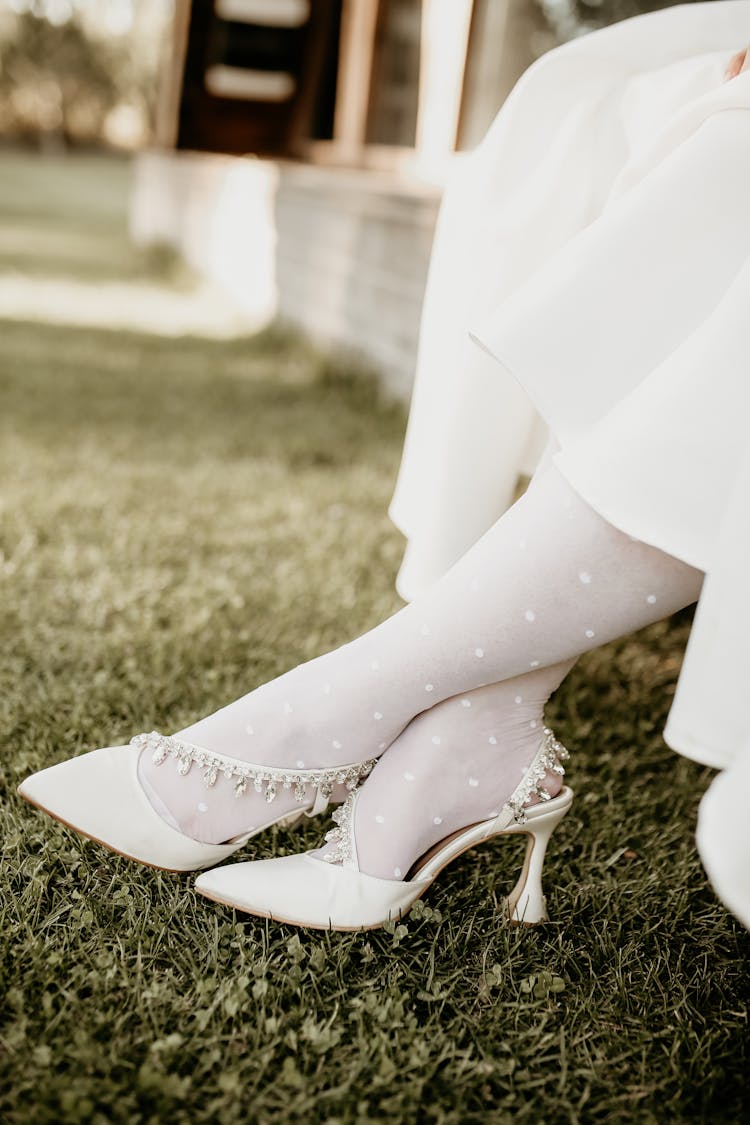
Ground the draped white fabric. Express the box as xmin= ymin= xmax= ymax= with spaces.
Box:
xmin=389 ymin=2 xmax=750 ymax=923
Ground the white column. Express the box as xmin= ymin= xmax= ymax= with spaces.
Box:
xmin=413 ymin=0 xmax=474 ymax=180
xmin=332 ymin=0 xmax=381 ymax=162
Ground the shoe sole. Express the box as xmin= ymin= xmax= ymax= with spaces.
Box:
xmin=17 ymin=786 xmax=307 ymax=873
xmin=17 ymin=785 xmax=187 ymax=872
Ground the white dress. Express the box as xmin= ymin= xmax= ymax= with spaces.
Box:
xmin=388 ymin=1 xmax=750 ymax=926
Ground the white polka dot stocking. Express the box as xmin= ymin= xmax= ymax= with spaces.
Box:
xmin=138 ymin=465 xmax=703 ymax=843
xmin=315 ymin=665 xmax=574 ymax=879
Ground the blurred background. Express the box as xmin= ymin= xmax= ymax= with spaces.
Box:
xmin=0 ymin=0 xmax=690 ymax=394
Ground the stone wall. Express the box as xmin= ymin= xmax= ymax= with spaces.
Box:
xmin=130 ymin=149 xmax=441 ymax=399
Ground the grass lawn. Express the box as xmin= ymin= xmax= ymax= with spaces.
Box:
xmin=1 ymin=151 xmax=748 ymax=1124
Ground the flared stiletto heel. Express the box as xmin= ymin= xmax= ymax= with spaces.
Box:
xmin=195 ymin=728 xmax=572 ymax=930
xmin=500 ymin=797 xmax=571 ymax=924
xmin=17 ymin=731 xmax=376 ymax=872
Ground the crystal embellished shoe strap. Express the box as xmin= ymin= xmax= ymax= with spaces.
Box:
xmin=506 ymin=726 xmax=570 ymax=825
xmin=130 ymin=731 xmax=377 ymax=806
xmin=322 ymin=788 xmax=358 ymax=869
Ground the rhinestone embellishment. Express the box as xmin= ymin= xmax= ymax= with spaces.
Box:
xmin=506 ymin=726 xmax=570 ymax=824
xmin=323 ymin=790 xmax=357 ymax=866
xmin=130 ymin=731 xmax=376 ymax=806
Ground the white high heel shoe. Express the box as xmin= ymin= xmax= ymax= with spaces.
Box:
xmin=195 ymin=728 xmax=572 ymax=929
xmin=17 ymin=731 xmax=376 ymax=872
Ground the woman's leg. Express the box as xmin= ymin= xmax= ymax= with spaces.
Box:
xmin=141 ymin=465 xmax=703 ymax=843
xmin=318 ymin=664 xmax=574 ymax=878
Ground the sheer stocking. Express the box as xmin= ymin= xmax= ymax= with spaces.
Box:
xmin=318 ymin=665 xmax=573 ymax=878
xmin=139 ymin=466 xmax=703 ymax=843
